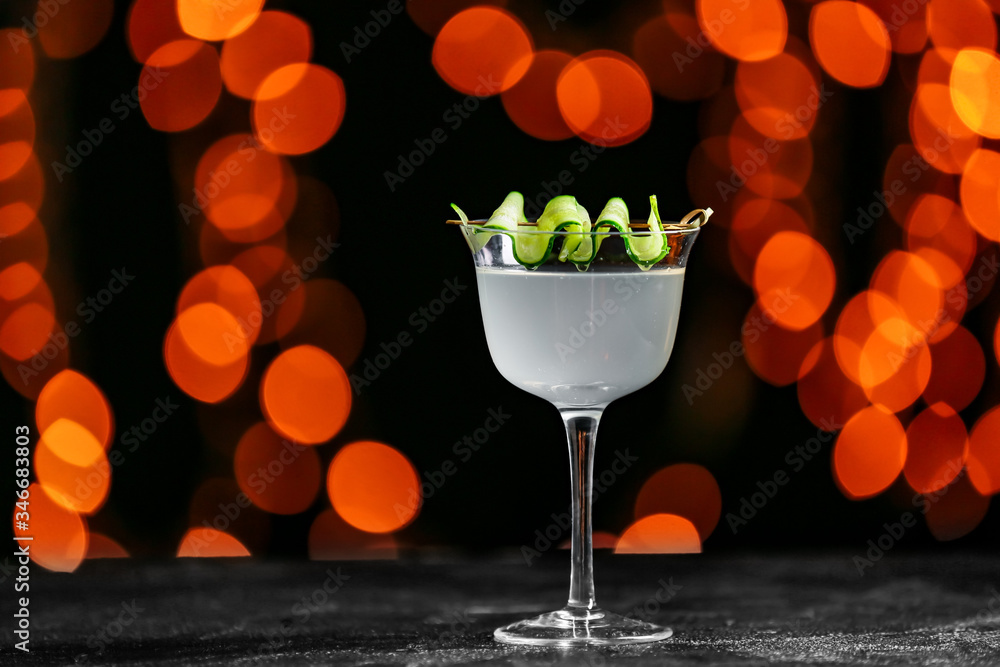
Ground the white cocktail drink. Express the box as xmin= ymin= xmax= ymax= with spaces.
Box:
xmin=475 ymin=268 xmax=685 ymax=407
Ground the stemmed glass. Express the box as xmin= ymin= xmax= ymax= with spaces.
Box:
xmin=455 ymin=208 xmax=707 ymax=646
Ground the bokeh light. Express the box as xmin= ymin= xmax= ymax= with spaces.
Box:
xmin=924 ymin=475 xmax=990 ymax=541
xmin=234 ymin=422 xmax=322 ymax=515
xmin=753 ymin=231 xmax=835 ymax=330
xmin=164 ymin=317 xmax=248 ymax=403
xmin=632 ymin=12 xmax=725 ymax=101
xmin=743 ymin=303 xmax=824 ymax=386
xmin=960 ymin=148 xmax=1000 ymax=241
xmin=432 ymin=7 xmax=532 ymax=96
xmin=501 ymin=50 xmax=574 ymax=141
xmin=616 ymin=514 xmax=702 ymax=554
xmin=177 ymin=528 xmax=251 ymax=557
xmin=860 ymin=0 xmax=928 ymax=53
xmin=696 ymin=0 xmax=787 ymax=62
xmin=140 ymin=40 xmax=222 ymax=133
xmin=127 ymin=0 xmax=187 ymax=62
xmin=903 ymin=403 xmax=967 ymax=494
xmin=16 ymin=483 xmax=88 ymax=572
xmin=309 ymin=508 xmax=398 ymax=560
xmin=556 ymin=51 xmax=653 ymax=147
xmin=967 ymin=406 xmax=1000 ymax=495
xmin=810 ymin=1 xmax=891 ymax=88
xmin=729 ymin=198 xmax=811 ymax=283
xmin=176 ymin=302 xmax=250 ymax=366
xmin=37 ymin=0 xmax=113 ymax=59
xmin=922 ymin=325 xmax=985 ymax=411
xmin=735 ymin=53 xmax=819 ymax=140
xmin=797 ymin=338 xmax=870 ymax=431
xmin=260 ymin=345 xmax=351 ymax=444
xmin=35 ymin=419 xmax=110 ymax=514
xmin=253 ymin=64 xmax=346 ymax=155
xmin=36 ymin=369 xmax=113 ymax=449
xmin=177 ymin=0 xmax=264 ymax=42
xmin=328 ymin=441 xmax=420 ymax=534
xmin=926 ymin=0 xmax=997 ymax=55
xmin=408 ymin=0 xmax=508 ymax=36
xmin=220 ymin=11 xmax=313 ymax=100
xmin=277 ymin=279 xmax=366 ymax=369
xmin=950 ymin=48 xmax=1000 ymax=138
xmin=833 ymin=406 xmax=907 ymax=499
xmin=178 ymin=265 xmax=262 ymax=347
xmin=633 ymin=464 xmax=721 ymax=541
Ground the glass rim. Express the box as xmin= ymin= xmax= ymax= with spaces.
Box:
xmin=454 ymin=220 xmax=705 ymax=237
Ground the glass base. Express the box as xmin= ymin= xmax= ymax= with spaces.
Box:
xmin=494 ymin=606 xmax=673 ymax=647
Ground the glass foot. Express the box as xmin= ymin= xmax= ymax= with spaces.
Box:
xmin=494 ymin=606 xmax=673 ymax=647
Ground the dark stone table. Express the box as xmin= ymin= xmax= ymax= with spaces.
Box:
xmin=13 ymin=552 xmax=1000 ymax=665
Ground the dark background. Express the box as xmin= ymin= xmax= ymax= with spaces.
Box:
xmin=2 ymin=0 xmax=999 ymax=558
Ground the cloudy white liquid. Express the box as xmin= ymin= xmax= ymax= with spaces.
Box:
xmin=475 ymin=268 xmax=685 ymax=407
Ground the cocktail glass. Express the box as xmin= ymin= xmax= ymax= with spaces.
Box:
xmin=456 ymin=211 xmax=707 ymax=646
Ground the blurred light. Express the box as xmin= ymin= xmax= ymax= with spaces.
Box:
xmin=0 ymin=97 xmax=34 ymax=181
xmin=501 ymin=50 xmax=574 ymax=141
xmin=950 ymin=48 xmax=1000 ymax=138
xmin=926 ymin=0 xmax=997 ymax=56
xmin=221 ymin=11 xmax=313 ymax=100
xmin=16 ymin=483 xmax=87 ymax=572
xmin=810 ymin=1 xmax=891 ymax=88
xmin=923 ymin=325 xmax=985 ymax=411
xmin=633 ymin=464 xmax=721 ymax=541
xmin=729 ymin=198 xmax=810 ymax=283
xmin=910 ymin=83 xmax=980 ymax=174
xmin=328 ymin=441 xmax=420 ymax=533
xmin=0 ymin=302 xmax=54 ymax=361
xmin=86 ymin=533 xmax=129 ymax=559
xmin=277 ymin=279 xmax=366 ymax=369
xmin=0 ymin=203 xmax=37 ymax=238
xmin=194 ymin=134 xmax=295 ymax=242
xmin=0 ymin=154 xmax=44 ymax=214
xmin=229 ymin=245 xmax=305 ymax=344
xmin=178 ymin=265 xmax=262 ymax=346
xmin=904 ymin=403 xmax=967 ymax=493
xmin=36 ymin=369 xmax=114 ymax=449
xmin=0 ymin=216 xmax=48 ymax=274
xmin=188 ymin=477 xmax=270 ymax=551
xmin=408 ymin=0 xmax=508 ymax=36
xmin=967 ymin=406 xmax=1000 ymax=494
xmin=905 ymin=194 xmax=977 ymax=279
xmin=883 ymin=143 xmax=956 ymax=226
xmin=753 ymin=231 xmax=835 ymax=330
xmin=797 ymin=338 xmax=870 ymax=430
xmin=743 ymin=303 xmax=825 ymax=386
xmin=728 ymin=116 xmax=813 ymax=199
xmin=308 ymin=508 xmax=398 ymax=560
xmin=0 ymin=262 xmax=42 ymax=301
xmin=834 ymin=290 xmax=897 ymax=384
xmin=234 ymin=422 xmax=321 ymax=515
xmin=557 ymin=50 xmax=653 ymax=147
xmin=260 ymin=345 xmax=351 ymax=444
xmin=199 ymin=219 xmax=287 ymax=270
xmin=0 ymin=323 xmax=70 ymax=401
xmin=960 ymin=148 xmax=1000 ymax=241
xmin=140 ymin=40 xmax=222 ymax=133
xmin=860 ymin=0 xmax=928 ymax=53
xmin=253 ymin=64 xmax=345 ymax=155
xmin=869 ymin=250 xmax=945 ymax=339
xmin=833 ymin=405 xmax=906 ymax=499
xmin=164 ymin=317 xmax=248 ymax=403
xmin=35 ymin=419 xmax=110 ymax=514
xmin=632 ymin=12 xmax=725 ymax=101
xmin=177 ymin=527 xmax=251 ymax=557
xmin=696 ymin=0 xmax=787 ymax=62
xmin=615 ymin=514 xmax=701 ymax=554
xmin=176 ymin=302 xmax=250 ymax=366
xmin=177 ymin=0 xmax=264 ymax=41
xmin=36 ymin=0 xmax=113 ymax=59
xmin=432 ymin=7 xmax=532 ymax=96
xmin=127 ymin=0 xmax=188 ymax=62
xmin=858 ymin=318 xmax=933 ymax=412
xmin=735 ymin=53 xmax=819 ymax=140
xmin=0 ymin=28 xmax=35 ymax=95
xmin=924 ymin=475 xmax=990 ymax=540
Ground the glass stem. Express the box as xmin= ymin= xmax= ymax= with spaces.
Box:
xmin=560 ymin=407 xmax=603 ymax=611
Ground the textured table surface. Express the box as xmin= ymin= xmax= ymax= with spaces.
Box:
xmin=10 ymin=551 xmax=1000 ymax=665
